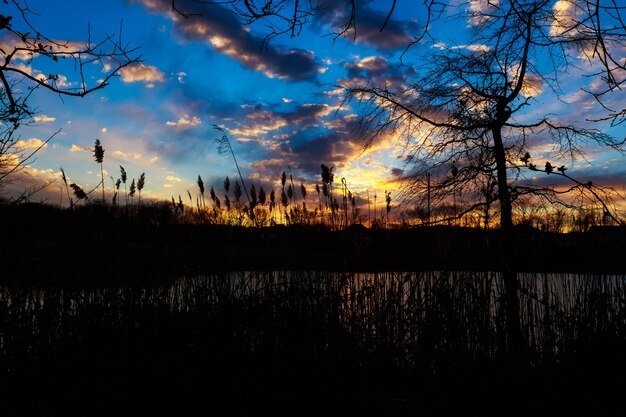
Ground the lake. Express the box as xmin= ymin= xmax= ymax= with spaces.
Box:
xmin=1 ymin=271 xmax=625 ymax=416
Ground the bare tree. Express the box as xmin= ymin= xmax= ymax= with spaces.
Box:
xmin=0 ymin=0 xmax=141 ymax=191
xmin=346 ymin=0 xmax=624 ymax=232
xmin=342 ymin=0 xmax=626 ymax=356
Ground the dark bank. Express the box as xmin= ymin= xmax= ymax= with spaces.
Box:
xmin=2 ymin=203 xmax=626 ymax=286
xmin=2 ymin=203 xmax=626 ymax=416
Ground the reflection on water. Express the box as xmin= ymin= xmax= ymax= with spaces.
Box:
xmin=2 ymin=271 xmax=625 ymax=370
xmin=2 ymin=271 xmax=626 ymax=416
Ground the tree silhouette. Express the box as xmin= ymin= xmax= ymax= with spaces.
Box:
xmin=346 ymin=1 xmax=624 ymax=232
xmin=342 ymin=0 xmax=625 ymax=357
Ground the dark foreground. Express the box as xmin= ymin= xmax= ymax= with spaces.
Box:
xmin=2 ymin=203 xmax=626 ymax=286
xmin=1 ymin=271 xmax=625 ymax=416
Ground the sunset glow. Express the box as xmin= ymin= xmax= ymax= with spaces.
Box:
xmin=3 ymin=0 xmax=625 ymax=218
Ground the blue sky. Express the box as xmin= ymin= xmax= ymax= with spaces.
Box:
xmin=4 ymin=0 xmax=626 ymax=211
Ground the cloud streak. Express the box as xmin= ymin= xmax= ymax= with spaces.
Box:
xmin=138 ymin=0 xmax=321 ymax=82
xmin=166 ymin=115 xmax=202 ymax=129
xmin=316 ymin=0 xmax=418 ymax=51
xmin=342 ymin=55 xmax=415 ymax=88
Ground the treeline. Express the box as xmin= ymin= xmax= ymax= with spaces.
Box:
xmin=2 ymin=201 xmax=626 ymax=286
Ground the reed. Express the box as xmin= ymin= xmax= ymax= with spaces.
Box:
xmin=93 ymin=139 xmax=105 ymax=203
xmin=2 ymin=271 xmax=624 ymax=415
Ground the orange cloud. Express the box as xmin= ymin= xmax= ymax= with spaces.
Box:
xmin=112 ymin=150 xmax=142 ymax=160
xmin=166 ymin=115 xmax=201 ymax=128
xmin=138 ymin=0 xmax=320 ymax=81
xmin=119 ymin=63 xmax=165 ymax=86
xmin=16 ymin=138 xmax=48 ymax=149
xmin=467 ymin=0 xmax=500 ymax=26
xmin=33 ymin=115 xmax=56 ymax=123
xmin=70 ymin=144 xmax=91 ymax=152
xmin=551 ymin=0 xmax=580 ymax=37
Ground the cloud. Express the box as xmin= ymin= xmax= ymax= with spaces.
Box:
xmin=0 ymin=162 xmax=61 ymax=203
xmin=315 ymin=0 xmax=418 ymax=51
xmin=177 ymin=71 xmax=187 ymax=83
xmin=138 ymin=0 xmax=321 ymax=82
xmin=338 ymin=55 xmax=415 ymax=91
xmin=229 ymin=103 xmax=334 ymax=139
xmin=70 ymin=144 xmax=91 ymax=152
xmin=0 ymin=34 xmax=34 ymax=61
xmin=166 ymin=175 xmax=182 ymax=182
xmin=280 ymin=130 xmax=362 ymax=175
xmin=112 ymin=150 xmax=143 ymax=160
xmin=51 ymin=74 xmax=74 ymax=88
xmin=550 ymin=0 xmax=581 ymax=37
xmin=33 ymin=115 xmax=56 ymax=123
xmin=5 ymin=59 xmax=76 ymax=91
xmin=12 ymin=63 xmax=36 ymax=77
xmin=16 ymin=138 xmax=48 ymax=149
xmin=465 ymin=44 xmax=490 ymax=53
xmin=119 ymin=63 xmax=165 ymax=86
xmin=520 ymin=73 xmax=544 ymax=97
xmin=467 ymin=0 xmax=501 ymax=26
xmin=244 ymin=111 xmax=364 ymax=178
xmin=432 ymin=42 xmax=490 ymax=53
xmin=166 ymin=115 xmax=202 ymax=128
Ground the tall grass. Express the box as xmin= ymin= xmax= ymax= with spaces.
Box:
xmin=3 ymin=271 xmax=624 ymax=371
xmin=2 ymin=271 xmax=624 ymax=415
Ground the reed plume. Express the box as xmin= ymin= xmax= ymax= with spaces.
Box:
xmin=120 ymin=166 xmax=127 ymax=206
xmin=93 ymin=139 xmax=105 ymax=203
xmin=197 ymin=175 xmax=205 ymax=210
xmin=70 ymin=183 xmax=87 ymax=201
xmin=137 ymin=173 xmax=145 ymax=205
xmin=129 ymin=179 xmax=136 ymax=203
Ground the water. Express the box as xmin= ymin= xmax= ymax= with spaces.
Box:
xmin=1 ymin=271 xmax=625 ymax=416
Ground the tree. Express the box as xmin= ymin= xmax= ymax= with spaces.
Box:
xmin=346 ymin=1 xmax=624 ymax=231
xmin=341 ymin=0 xmax=625 ymax=356
xmin=0 ymin=0 xmax=141 ymax=192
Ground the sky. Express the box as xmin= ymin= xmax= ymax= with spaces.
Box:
xmin=3 ymin=0 xmax=626 ymax=213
